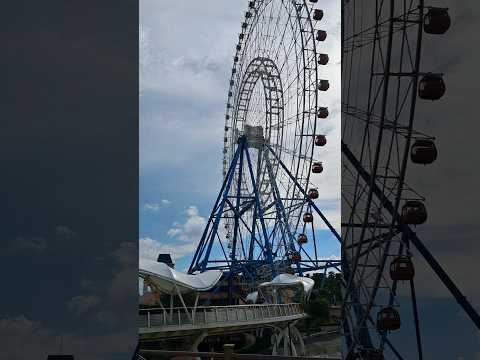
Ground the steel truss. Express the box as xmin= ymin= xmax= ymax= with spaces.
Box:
xmin=341 ymin=0 xmax=479 ymax=358
xmin=189 ymin=136 xmax=340 ymax=285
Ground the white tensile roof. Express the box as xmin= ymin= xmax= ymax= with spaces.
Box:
xmin=139 ymin=259 xmax=223 ymax=295
xmin=259 ymin=273 xmax=315 ymax=295
xmin=246 ymin=291 xmax=259 ymax=303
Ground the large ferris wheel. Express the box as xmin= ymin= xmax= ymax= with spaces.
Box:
xmin=189 ymin=0 xmax=340 ymax=289
xmin=341 ymin=1 xmax=480 ymax=359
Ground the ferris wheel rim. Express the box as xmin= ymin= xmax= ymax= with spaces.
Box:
xmin=222 ymin=0 xmax=322 ymax=241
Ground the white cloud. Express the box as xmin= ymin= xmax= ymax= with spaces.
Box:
xmin=139 ymin=1 xmax=238 ymax=105
xmin=324 ymin=254 xmax=341 ymax=261
xmin=139 ymin=206 xmax=206 ymax=263
xmin=166 ymin=228 xmax=181 ymax=237
xmin=314 ymin=206 xmax=341 ymax=235
xmin=139 ymin=25 xmax=153 ymax=69
xmin=144 ymin=203 xmax=160 ymax=211
xmin=139 ymin=236 xmax=197 ymax=262
xmin=144 ymin=199 xmax=172 ymax=212
xmin=167 ymin=206 xmax=206 ymax=243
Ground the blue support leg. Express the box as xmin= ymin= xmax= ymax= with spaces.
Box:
xmin=188 ymin=141 xmax=243 ymax=273
xmin=198 ymin=139 xmax=243 ymax=272
xmin=244 ymin=142 xmax=275 ymax=276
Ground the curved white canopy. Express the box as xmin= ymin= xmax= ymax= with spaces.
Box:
xmin=259 ymin=273 xmax=315 ymax=295
xmin=246 ymin=291 xmax=259 ymax=303
xmin=139 ymin=259 xmax=223 ymax=295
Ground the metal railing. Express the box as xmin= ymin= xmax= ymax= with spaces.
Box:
xmin=139 ymin=346 xmax=342 ymax=360
xmin=139 ymin=303 xmax=304 ymax=329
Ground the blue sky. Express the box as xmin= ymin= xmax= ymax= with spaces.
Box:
xmin=139 ymin=0 xmax=342 ymax=271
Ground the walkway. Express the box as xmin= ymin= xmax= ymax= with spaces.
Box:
xmin=139 ymin=303 xmax=306 ymax=341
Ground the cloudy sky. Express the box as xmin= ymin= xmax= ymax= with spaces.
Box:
xmin=139 ymin=0 xmax=342 ymax=271
xmin=1 ymin=1 xmax=138 ymax=358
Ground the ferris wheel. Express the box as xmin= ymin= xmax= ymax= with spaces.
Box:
xmin=189 ymin=0 xmax=340 ymax=287
xmin=341 ymin=1 xmax=480 ymax=359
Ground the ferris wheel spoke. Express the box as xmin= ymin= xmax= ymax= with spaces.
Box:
xmin=263 ymin=198 xmax=306 ymax=217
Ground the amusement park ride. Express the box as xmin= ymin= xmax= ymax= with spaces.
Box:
xmin=341 ymin=1 xmax=480 ymax=359
xmin=139 ymin=1 xmax=480 ymax=359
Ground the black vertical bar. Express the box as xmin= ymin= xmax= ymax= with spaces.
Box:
xmin=410 ymin=278 xmax=424 ymax=360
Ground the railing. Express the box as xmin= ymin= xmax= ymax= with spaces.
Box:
xmin=139 ymin=303 xmax=304 ymax=329
xmin=140 ymin=345 xmax=342 ymax=360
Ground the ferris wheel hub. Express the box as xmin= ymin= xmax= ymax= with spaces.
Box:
xmin=244 ymin=125 xmax=264 ymax=149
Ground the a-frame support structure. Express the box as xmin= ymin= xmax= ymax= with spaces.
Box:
xmin=189 ymin=136 xmax=341 ymax=287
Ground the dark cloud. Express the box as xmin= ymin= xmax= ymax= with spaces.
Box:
xmin=0 ymin=0 xmax=138 ymax=358
xmin=8 ymin=236 xmax=47 ymax=254
xmin=67 ymin=295 xmax=102 ymax=316
xmin=0 ymin=315 xmax=135 ymax=360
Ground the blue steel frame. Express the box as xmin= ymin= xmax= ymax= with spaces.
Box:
xmin=188 ymin=136 xmax=341 ymax=284
xmin=189 ymin=136 xmax=275 ymax=277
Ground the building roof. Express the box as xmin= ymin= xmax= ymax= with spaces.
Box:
xmin=139 ymin=259 xmax=223 ymax=294
xmin=259 ymin=273 xmax=315 ymax=295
